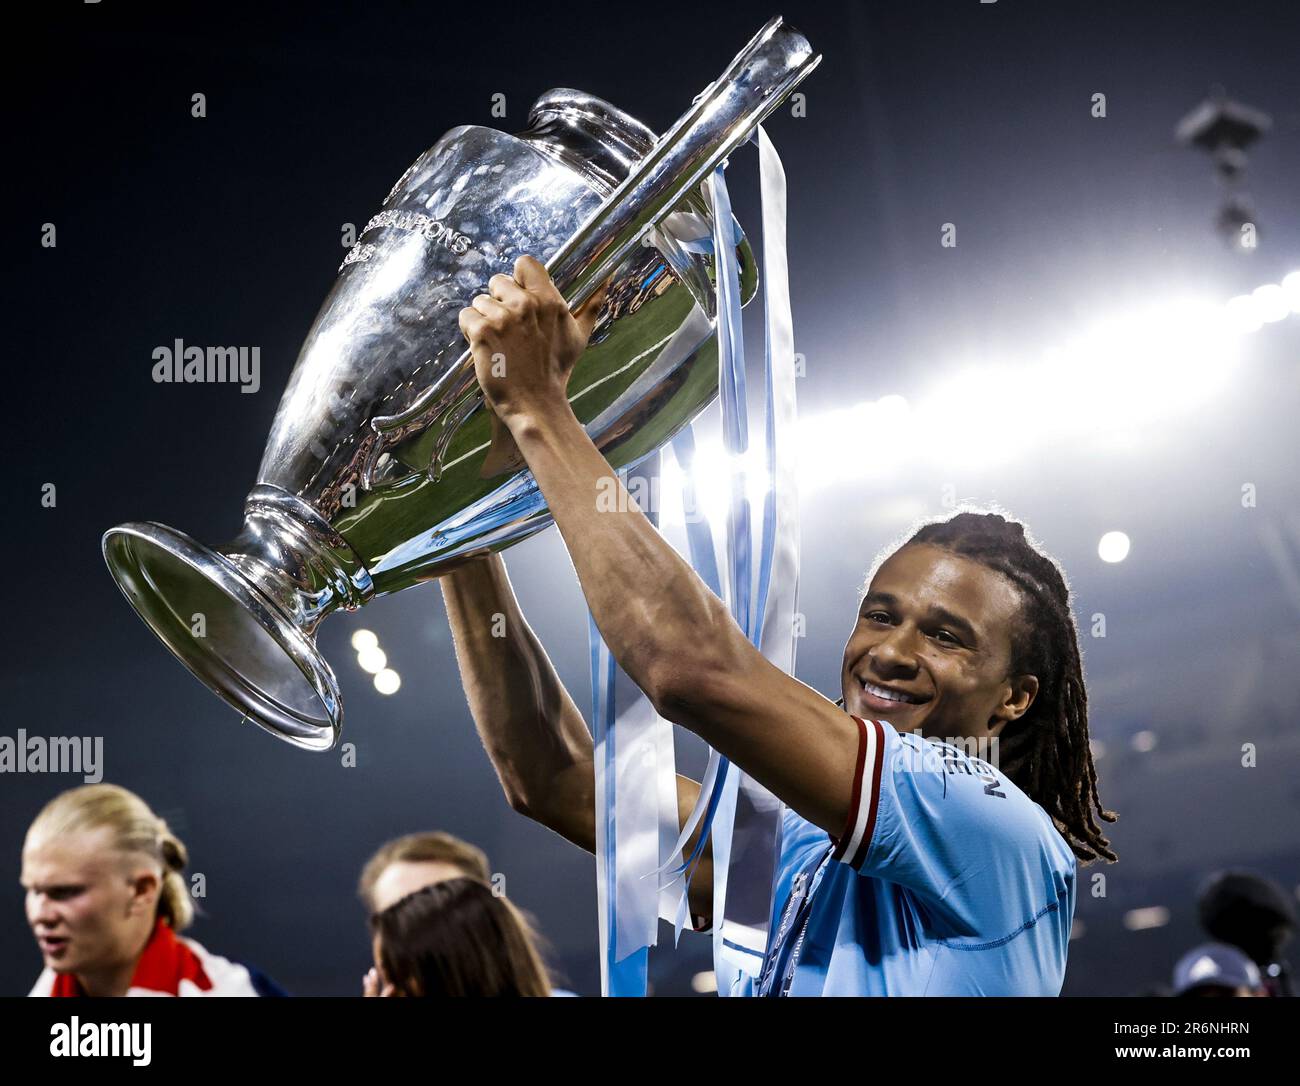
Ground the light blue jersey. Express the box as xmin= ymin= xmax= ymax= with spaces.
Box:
xmin=738 ymin=716 xmax=1077 ymax=996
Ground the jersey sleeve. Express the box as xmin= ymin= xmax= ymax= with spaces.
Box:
xmin=829 ymin=715 xmax=1076 ymax=937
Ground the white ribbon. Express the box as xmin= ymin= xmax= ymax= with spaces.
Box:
xmin=589 ymin=124 xmax=799 ymax=996
xmin=718 ymin=125 xmax=802 ymax=984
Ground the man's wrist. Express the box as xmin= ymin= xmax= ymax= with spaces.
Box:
xmin=501 ymin=399 xmax=583 ymax=447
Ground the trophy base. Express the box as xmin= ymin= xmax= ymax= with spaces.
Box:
xmin=102 ymin=522 xmax=341 ymax=751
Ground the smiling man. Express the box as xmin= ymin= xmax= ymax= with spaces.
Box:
xmin=443 ymin=255 xmax=1117 ymax=996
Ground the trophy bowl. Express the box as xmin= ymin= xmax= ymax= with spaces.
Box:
xmin=103 ymin=18 xmax=820 ymax=750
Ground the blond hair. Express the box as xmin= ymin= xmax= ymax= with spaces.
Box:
xmin=359 ymin=831 xmax=490 ymax=912
xmin=25 ymin=783 xmax=194 ymax=930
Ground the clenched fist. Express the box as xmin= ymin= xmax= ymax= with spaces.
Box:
xmin=458 ymin=254 xmax=609 ymax=429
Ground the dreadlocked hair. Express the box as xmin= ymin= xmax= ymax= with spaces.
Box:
xmin=872 ymin=506 xmax=1117 ymax=864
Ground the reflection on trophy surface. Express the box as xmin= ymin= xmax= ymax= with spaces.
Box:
xmin=102 ymin=17 xmax=820 ymax=751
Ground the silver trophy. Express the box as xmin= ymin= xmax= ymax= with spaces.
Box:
xmin=103 ymin=17 xmax=819 ymax=750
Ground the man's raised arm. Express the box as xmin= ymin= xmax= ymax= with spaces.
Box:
xmin=459 ymin=257 xmax=861 ymax=841
xmin=439 ymin=553 xmax=713 ymax=922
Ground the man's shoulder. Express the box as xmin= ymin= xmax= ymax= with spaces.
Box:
xmin=176 ymin=936 xmax=268 ymax=997
xmin=888 ymin=726 xmax=1069 ymax=857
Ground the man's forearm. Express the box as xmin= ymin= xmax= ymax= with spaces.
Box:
xmin=460 ymin=257 xmax=859 ymax=844
xmin=440 ymin=554 xmax=716 ymax=921
xmin=439 ymin=554 xmax=596 ymax=848
xmin=505 ymin=404 xmax=746 ymax=727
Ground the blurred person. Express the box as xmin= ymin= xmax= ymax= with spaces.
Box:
xmin=23 ymin=783 xmax=282 ymax=997
xmin=440 ymin=257 xmax=1118 ymax=996
xmin=359 ymin=830 xmax=490 ymax=915
xmin=1198 ymin=869 xmax=1295 ymax=996
xmin=1172 ymin=942 xmax=1268 ymax=997
xmin=364 ymin=878 xmax=550 ymax=996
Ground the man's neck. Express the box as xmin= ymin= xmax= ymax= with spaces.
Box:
xmin=76 ymin=958 xmax=137 ymax=997
xmin=76 ymin=925 xmax=154 ymax=997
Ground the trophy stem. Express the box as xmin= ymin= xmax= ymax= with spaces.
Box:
xmin=223 ymin=485 xmax=375 ymax=635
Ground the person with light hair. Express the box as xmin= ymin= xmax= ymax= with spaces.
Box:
xmin=358 ymin=830 xmax=491 ymax=915
xmin=357 ymin=831 xmax=576 ymax=995
xmin=23 ymin=783 xmax=281 ymax=997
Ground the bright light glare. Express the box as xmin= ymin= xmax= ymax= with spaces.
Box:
xmin=1131 ymin=729 xmax=1158 ymax=753
xmin=1050 ymin=299 xmax=1241 ymax=434
xmin=921 ymin=365 xmax=1042 ymax=467
xmin=351 ymin=629 xmax=378 ymax=652
xmin=1224 ymin=293 xmax=1263 ymax=334
xmin=797 ymin=394 xmax=913 ymax=483
xmin=1124 ymin=906 xmax=1170 ymax=931
xmin=659 ymin=458 xmax=686 ymax=525
xmin=1252 ymin=283 xmax=1290 ymax=323
xmin=1281 ymin=271 xmax=1300 ymax=312
xmin=654 ymin=279 xmax=1288 ymax=505
xmin=662 ymin=442 xmax=771 ymax=527
xmin=1098 ymin=531 xmax=1131 ymax=563
xmin=374 ymin=668 xmax=401 ymax=695
xmin=357 ymin=646 xmax=388 ymax=674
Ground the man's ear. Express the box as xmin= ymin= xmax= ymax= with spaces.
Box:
xmin=127 ymin=868 xmax=161 ymax=917
xmin=988 ymin=674 xmax=1039 ymax=733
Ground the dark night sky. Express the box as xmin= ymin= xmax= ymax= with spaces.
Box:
xmin=5 ymin=0 xmax=1299 ymax=996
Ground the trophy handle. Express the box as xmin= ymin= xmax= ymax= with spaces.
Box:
xmin=358 ymin=14 xmax=819 ymax=492
xmin=423 ymin=384 xmax=525 ymax=482
xmin=479 ymin=412 xmax=526 ymax=479
xmin=360 ymin=362 xmax=485 ymax=490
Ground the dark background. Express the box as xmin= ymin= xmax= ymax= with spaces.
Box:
xmin=5 ymin=0 xmax=1298 ymax=996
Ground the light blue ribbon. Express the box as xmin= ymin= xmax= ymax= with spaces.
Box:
xmin=647 ymin=167 xmax=752 ymax=955
xmin=673 ymin=131 xmax=800 ymax=990
xmin=588 ymin=451 xmax=667 ymax=997
xmin=716 ymin=127 xmax=801 ymax=986
xmin=588 ymin=606 xmax=651 ymax=996
xmin=587 ymin=127 xmax=799 ymax=995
